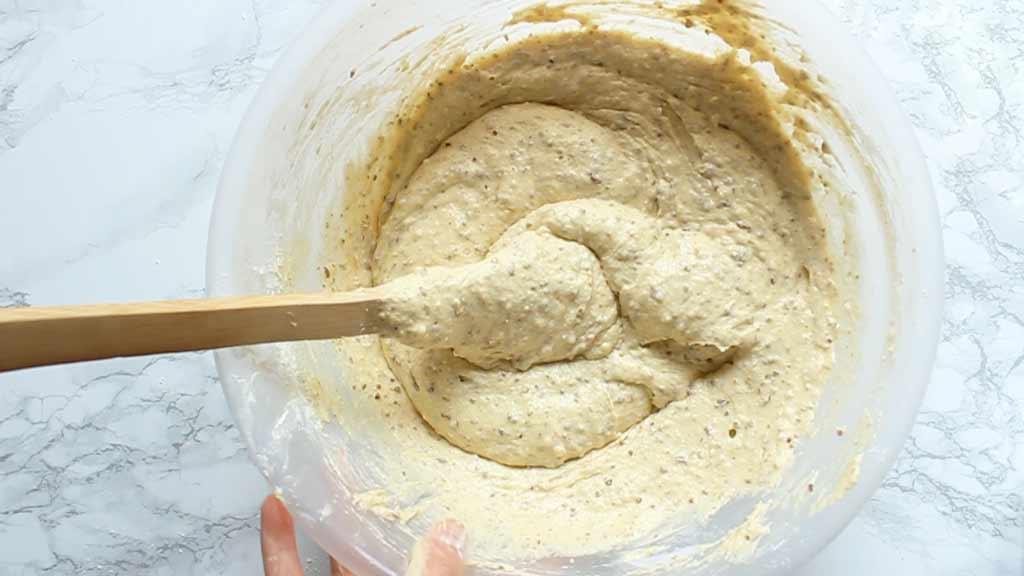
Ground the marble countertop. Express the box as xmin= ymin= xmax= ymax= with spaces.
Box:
xmin=0 ymin=1 xmax=1020 ymax=574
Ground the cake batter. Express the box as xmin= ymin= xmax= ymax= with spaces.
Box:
xmin=320 ymin=0 xmax=851 ymax=562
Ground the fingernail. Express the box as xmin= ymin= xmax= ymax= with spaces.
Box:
xmin=433 ymin=519 xmax=466 ymax=554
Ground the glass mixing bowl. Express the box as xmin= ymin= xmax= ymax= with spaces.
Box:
xmin=207 ymin=1 xmax=943 ymax=574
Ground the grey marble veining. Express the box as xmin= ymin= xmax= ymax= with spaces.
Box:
xmin=0 ymin=0 xmax=1020 ymax=574
xmin=0 ymin=2 xmax=327 ymax=574
xmin=796 ymin=1 xmax=1023 ymax=574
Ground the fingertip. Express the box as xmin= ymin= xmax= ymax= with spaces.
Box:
xmin=261 ymin=494 xmax=294 ymax=533
xmin=422 ymin=519 xmax=466 ymax=576
xmin=260 ymin=494 xmax=303 ymax=576
xmin=430 ymin=519 xmax=466 ymax=556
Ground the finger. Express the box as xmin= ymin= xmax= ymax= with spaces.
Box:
xmin=406 ymin=520 xmax=466 ymax=576
xmin=261 ymin=495 xmax=304 ymax=576
xmin=330 ymin=558 xmax=355 ymax=576
xmin=423 ymin=520 xmax=465 ymax=576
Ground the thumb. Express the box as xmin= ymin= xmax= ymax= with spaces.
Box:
xmin=405 ymin=520 xmax=466 ymax=576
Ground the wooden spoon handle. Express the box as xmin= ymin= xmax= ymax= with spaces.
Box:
xmin=0 ymin=293 xmax=386 ymax=372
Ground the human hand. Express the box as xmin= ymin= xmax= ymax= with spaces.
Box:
xmin=260 ymin=495 xmax=465 ymax=576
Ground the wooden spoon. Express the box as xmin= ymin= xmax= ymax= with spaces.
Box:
xmin=0 ymin=292 xmax=387 ymax=372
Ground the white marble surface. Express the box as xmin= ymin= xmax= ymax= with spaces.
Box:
xmin=0 ymin=0 xmax=1020 ymax=574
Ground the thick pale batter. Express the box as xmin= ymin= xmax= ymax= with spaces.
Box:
xmin=320 ymin=0 xmax=850 ymax=563
xmin=375 ymin=196 xmax=781 ymax=468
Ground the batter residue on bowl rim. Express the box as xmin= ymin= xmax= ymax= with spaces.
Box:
xmin=316 ymin=0 xmax=859 ymax=564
